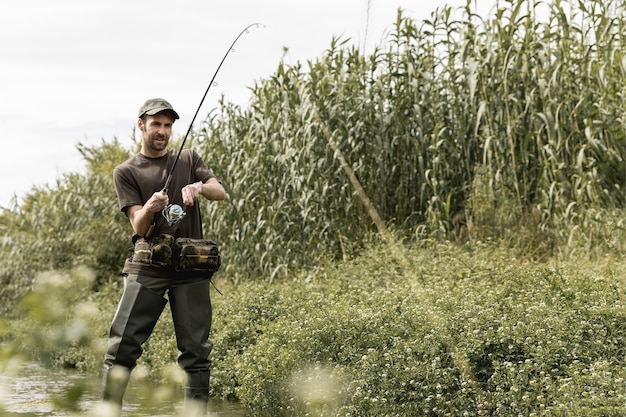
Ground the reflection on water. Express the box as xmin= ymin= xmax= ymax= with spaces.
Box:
xmin=0 ymin=363 xmax=247 ymax=416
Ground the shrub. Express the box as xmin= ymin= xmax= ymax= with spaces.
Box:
xmin=208 ymin=242 xmax=626 ymax=416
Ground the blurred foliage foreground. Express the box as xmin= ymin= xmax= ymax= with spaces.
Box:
xmin=2 ymin=242 xmax=626 ymax=417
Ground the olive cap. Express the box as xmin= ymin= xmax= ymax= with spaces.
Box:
xmin=138 ymin=98 xmax=179 ymax=119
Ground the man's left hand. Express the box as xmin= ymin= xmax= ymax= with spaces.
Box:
xmin=182 ymin=181 xmax=204 ymax=206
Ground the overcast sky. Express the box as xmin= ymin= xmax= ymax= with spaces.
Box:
xmin=0 ymin=0 xmax=497 ymax=208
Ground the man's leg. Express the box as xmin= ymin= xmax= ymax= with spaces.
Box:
xmin=169 ymin=279 xmax=213 ymax=415
xmin=103 ymin=277 xmax=167 ymax=408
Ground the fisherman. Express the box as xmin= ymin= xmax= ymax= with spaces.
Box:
xmin=102 ymin=98 xmax=226 ymax=416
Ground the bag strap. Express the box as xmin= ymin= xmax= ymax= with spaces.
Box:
xmin=188 ymin=149 xmax=194 ymax=183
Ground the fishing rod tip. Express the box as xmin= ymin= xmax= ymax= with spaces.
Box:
xmin=244 ymin=23 xmax=266 ymax=35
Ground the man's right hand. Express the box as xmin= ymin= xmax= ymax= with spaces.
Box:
xmin=144 ymin=191 xmax=169 ymax=213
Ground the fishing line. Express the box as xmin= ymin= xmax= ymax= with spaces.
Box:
xmin=161 ymin=22 xmax=263 ymax=226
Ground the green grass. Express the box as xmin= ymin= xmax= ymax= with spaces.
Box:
xmin=5 ymin=240 xmax=624 ymax=416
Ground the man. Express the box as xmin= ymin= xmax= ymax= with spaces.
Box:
xmin=102 ymin=98 xmax=226 ymax=416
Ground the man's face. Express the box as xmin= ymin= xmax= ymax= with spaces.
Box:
xmin=139 ymin=113 xmax=175 ymax=155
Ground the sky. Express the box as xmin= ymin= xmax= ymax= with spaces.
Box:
xmin=0 ymin=0 xmax=498 ymax=208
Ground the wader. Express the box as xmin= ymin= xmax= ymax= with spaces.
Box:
xmin=102 ymin=275 xmax=212 ymax=415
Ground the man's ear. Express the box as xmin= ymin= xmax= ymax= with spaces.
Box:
xmin=137 ymin=118 xmax=144 ymax=130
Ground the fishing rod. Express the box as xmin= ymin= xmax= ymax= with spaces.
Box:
xmin=162 ymin=22 xmax=262 ymax=195
xmin=161 ymin=22 xmax=263 ymax=226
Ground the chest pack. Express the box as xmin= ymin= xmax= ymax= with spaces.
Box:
xmin=132 ymin=234 xmax=221 ymax=273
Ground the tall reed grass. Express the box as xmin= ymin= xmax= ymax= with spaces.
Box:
xmin=197 ymin=0 xmax=626 ymax=279
xmin=2 ymin=0 xmax=625 ymax=303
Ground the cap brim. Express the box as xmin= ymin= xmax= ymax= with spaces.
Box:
xmin=144 ymin=107 xmax=180 ymax=119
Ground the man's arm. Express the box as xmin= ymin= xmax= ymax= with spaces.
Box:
xmin=182 ymin=177 xmax=227 ymax=206
xmin=127 ymin=191 xmax=169 ymax=236
xmin=200 ymin=177 xmax=227 ymax=200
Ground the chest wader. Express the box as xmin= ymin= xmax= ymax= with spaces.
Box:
xmin=102 ymin=278 xmax=167 ymax=409
xmin=102 ymin=277 xmax=213 ymax=415
xmin=169 ymin=278 xmax=213 ymax=416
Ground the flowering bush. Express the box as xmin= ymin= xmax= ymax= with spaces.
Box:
xmin=208 ymin=242 xmax=626 ymax=416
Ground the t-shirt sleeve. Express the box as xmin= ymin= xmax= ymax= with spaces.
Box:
xmin=190 ymin=150 xmax=216 ymax=183
xmin=113 ymin=165 xmax=142 ymax=214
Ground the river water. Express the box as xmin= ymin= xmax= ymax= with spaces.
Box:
xmin=1 ymin=363 xmax=248 ymax=416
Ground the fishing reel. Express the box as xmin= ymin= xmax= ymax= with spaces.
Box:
xmin=162 ymin=203 xmax=186 ymax=226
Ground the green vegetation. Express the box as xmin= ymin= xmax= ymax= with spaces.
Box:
xmin=212 ymin=243 xmax=626 ymax=416
xmin=3 ymin=243 xmax=626 ymax=416
xmin=2 ymin=0 xmax=626 ymax=415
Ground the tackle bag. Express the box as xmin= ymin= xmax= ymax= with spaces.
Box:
xmin=132 ymin=234 xmax=174 ymax=267
xmin=173 ymin=238 xmax=221 ymax=273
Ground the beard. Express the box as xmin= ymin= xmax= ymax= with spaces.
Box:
xmin=147 ymin=133 xmax=169 ymax=152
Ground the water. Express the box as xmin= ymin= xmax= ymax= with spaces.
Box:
xmin=0 ymin=363 xmax=248 ymax=416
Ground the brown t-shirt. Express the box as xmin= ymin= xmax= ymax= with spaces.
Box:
xmin=114 ymin=148 xmax=216 ymax=278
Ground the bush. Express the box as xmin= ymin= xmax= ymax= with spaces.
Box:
xmin=206 ymin=241 xmax=626 ymax=416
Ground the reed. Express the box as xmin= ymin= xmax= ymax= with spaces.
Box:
xmin=197 ymin=0 xmax=626 ymax=279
